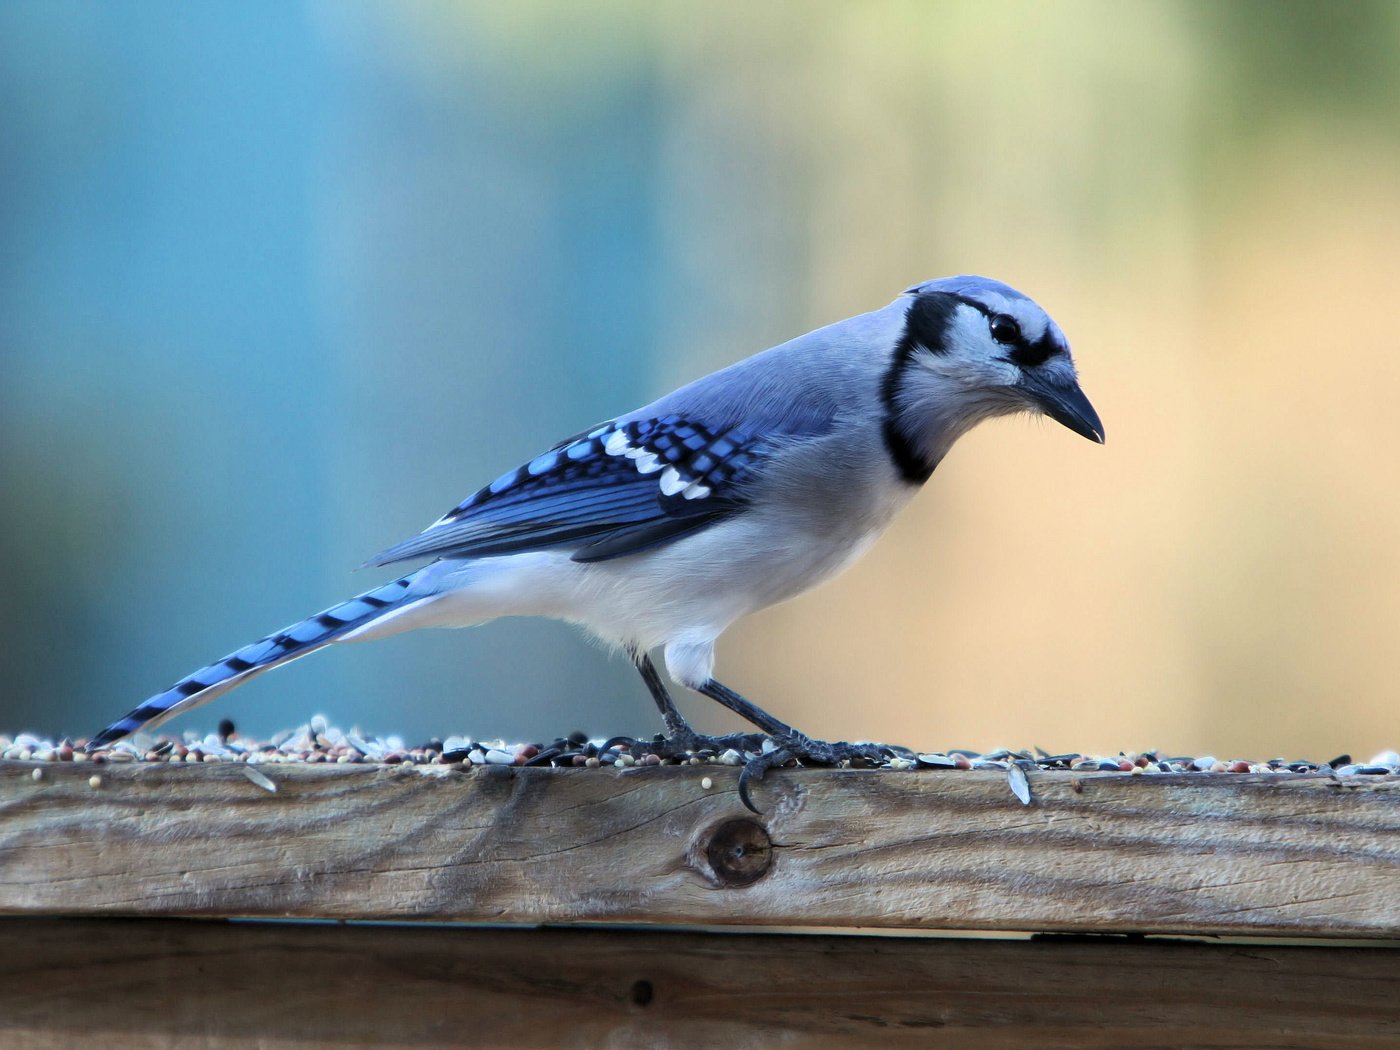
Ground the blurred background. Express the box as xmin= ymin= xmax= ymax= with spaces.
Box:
xmin=2 ymin=0 xmax=1398 ymax=759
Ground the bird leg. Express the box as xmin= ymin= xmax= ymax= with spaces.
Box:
xmin=630 ymin=652 xmax=764 ymax=757
xmin=632 ymin=650 xmax=693 ymax=739
xmin=696 ymin=678 xmax=912 ymax=812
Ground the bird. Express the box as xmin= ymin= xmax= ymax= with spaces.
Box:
xmin=89 ymin=275 xmax=1103 ymax=809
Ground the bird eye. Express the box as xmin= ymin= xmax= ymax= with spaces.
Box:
xmin=989 ymin=314 xmax=1021 ymax=345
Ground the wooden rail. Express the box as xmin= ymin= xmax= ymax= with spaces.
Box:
xmin=4 ymin=759 xmax=1400 ymax=937
xmin=3 ymin=918 xmax=1399 ymax=1049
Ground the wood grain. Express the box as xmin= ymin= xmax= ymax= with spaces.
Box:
xmin=3 ymin=760 xmax=1400 ymax=937
xmin=2 ymin=918 xmax=1398 ymax=1049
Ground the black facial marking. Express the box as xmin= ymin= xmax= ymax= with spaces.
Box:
xmin=1007 ymin=330 xmax=1060 ymax=369
xmin=879 ymin=291 xmax=961 ymax=484
xmin=900 ymin=291 xmax=960 ymax=357
xmin=967 ymin=304 xmax=1061 ymax=369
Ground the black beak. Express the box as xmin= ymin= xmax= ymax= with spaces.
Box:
xmin=1019 ymin=371 xmax=1105 ymax=444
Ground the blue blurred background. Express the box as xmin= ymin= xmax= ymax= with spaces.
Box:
xmin=3 ymin=1 xmax=1400 ymax=758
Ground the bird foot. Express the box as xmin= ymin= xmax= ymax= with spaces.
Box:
xmin=639 ymin=730 xmax=769 ymax=760
xmin=737 ymin=736 xmax=915 ymax=813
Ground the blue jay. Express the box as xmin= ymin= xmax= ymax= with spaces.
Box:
xmin=90 ymin=275 xmax=1102 ymax=808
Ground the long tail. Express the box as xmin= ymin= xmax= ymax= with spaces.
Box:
xmin=87 ymin=571 xmax=429 ymax=750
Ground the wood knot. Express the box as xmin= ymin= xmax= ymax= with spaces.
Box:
xmin=704 ymin=818 xmax=772 ymax=887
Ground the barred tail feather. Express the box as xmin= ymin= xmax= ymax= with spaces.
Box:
xmin=87 ymin=572 xmax=425 ymax=750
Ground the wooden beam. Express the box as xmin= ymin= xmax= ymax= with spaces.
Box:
xmin=2 ymin=918 xmax=1399 ymax=1048
xmin=3 ymin=760 xmax=1400 ymax=937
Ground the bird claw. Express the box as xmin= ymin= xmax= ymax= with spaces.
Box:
xmin=736 ymin=738 xmax=912 ymax=812
xmin=738 ymin=747 xmax=793 ymax=812
xmin=635 ymin=719 xmax=912 ymax=814
xmin=639 ymin=730 xmax=768 ymax=760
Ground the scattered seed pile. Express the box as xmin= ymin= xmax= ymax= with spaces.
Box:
xmin=3 ymin=719 xmax=1396 ymax=780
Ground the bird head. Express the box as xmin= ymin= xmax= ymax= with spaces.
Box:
xmin=882 ymin=276 xmax=1103 ymax=480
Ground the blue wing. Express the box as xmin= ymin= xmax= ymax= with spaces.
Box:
xmin=367 ymin=415 xmax=767 ymax=566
